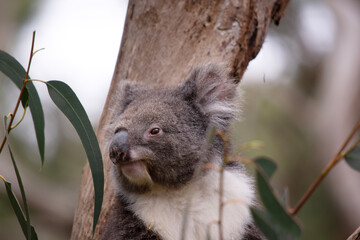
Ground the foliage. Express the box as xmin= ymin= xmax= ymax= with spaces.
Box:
xmin=242 ymin=120 xmax=360 ymax=239
xmin=344 ymin=146 xmax=360 ymax=171
xmin=216 ymin=118 xmax=360 ymax=240
xmin=0 ymin=32 xmax=104 ymax=239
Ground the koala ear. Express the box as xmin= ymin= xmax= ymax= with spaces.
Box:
xmin=115 ymin=80 xmax=144 ymax=114
xmin=179 ymin=64 xmax=239 ymax=129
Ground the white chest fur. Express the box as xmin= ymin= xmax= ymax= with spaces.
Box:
xmin=126 ymin=169 xmax=255 ymax=240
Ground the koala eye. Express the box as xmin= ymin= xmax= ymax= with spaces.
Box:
xmin=149 ymin=127 xmax=161 ymax=136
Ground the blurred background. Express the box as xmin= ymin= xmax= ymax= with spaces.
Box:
xmin=0 ymin=0 xmax=359 ymax=239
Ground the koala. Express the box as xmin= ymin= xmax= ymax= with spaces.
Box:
xmin=100 ymin=65 xmax=263 ymax=240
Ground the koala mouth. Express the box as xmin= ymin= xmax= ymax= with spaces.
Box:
xmin=120 ymin=160 xmax=144 ymax=174
xmin=119 ymin=160 xmax=153 ymax=185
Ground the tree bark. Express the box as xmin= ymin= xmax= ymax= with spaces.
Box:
xmin=70 ymin=0 xmax=289 ymax=239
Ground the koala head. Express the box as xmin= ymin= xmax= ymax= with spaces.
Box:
xmin=107 ymin=65 xmax=239 ymax=194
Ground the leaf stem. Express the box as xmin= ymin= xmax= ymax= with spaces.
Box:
xmin=217 ymin=130 xmax=230 ymax=240
xmin=25 ymin=31 xmax=36 ymax=80
xmin=27 ymin=78 xmax=47 ymax=84
xmin=290 ymin=120 xmax=360 ymax=216
xmin=0 ymin=31 xmax=36 ymax=153
xmin=10 ymin=104 xmax=28 ymax=130
xmin=0 ymin=174 xmax=6 ymax=182
xmin=342 ymin=139 xmax=360 ymax=158
xmin=219 ymin=162 xmax=225 ymax=240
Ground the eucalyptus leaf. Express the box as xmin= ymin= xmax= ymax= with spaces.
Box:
xmin=251 ymin=208 xmax=278 ymax=240
xmin=254 ymin=156 xmax=277 ymax=179
xmin=251 ymin=208 xmax=296 ymax=240
xmin=27 ymin=86 xmax=45 ymax=164
xmin=0 ymin=176 xmax=38 ymax=240
xmin=21 ymin=88 xmax=29 ymax=109
xmin=344 ymin=146 xmax=360 ymax=172
xmin=46 ymin=80 xmax=103 ymax=233
xmin=0 ymin=50 xmax=45 ymax=164
xmin=0 ymin=50 xmax=29 ymax=108
xmin=8 ymin=146 xmax=32 ymax=238
xmin=256 ymin=170 xmax=301 ymax=237
xmin=3 ymin=116 xmax=37 ymax=239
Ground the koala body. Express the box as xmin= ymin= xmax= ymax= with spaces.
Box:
xmin=101 ymin=65 xmax=262 ymax=240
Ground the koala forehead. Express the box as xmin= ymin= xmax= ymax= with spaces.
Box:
xmin=116 ymin=90 xmax=188 ymax=130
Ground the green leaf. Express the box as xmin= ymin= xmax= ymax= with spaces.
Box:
xmin=251 ymin=208 xmax=278 ymax=240
xmin=0 ymin=50 xmax=45 ymax=164
xmin=3 ymin=116 xmax=37 ymax=240
xmin=0 ymin=176 xmax=27 ymax=235
xmin=0 ymin=176 xmax=38 ymax=240
xmin=0 ymin=50 xmax=29 ymax=108
xmin=251 ymin=208 xmax=296 ymax=240
xmin=254 ymin=156 xmax=277 ymax=179
xmin=29 ymin=227 xmax=38 ymax=240
xmin=344 ymin=146 xmax=360 ymax=171
xmin=46 ymin=80 xmax=103 ymax=233
xmin=21 ymin=88 xmax=29 ymax=109
xmin=256 ymin=170 xmax=301 ymax=237
xmin=27 ymin=84 xmax=45 ymax=165
xmin=8 ymin=146 xmax=32 ymax=238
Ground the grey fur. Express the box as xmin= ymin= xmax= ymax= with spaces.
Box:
xmin=100 ymin=64 xmax=263 ymax=240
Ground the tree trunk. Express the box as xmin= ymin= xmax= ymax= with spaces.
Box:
xmin=70 ymin=0 xmax=289 ymax=239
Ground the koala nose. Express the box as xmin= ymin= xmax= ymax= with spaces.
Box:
xmin=109 ymin=129 xmax=130 ymax=164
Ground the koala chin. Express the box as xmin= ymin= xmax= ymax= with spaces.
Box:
xmin=118 ymin=159 xmax=152 ymax=186
xmin=101 ymin=64 xmax=263 ymax=240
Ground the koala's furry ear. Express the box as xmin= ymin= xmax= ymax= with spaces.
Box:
xmin=179 ymin=64 xmax=240 ymax=129
xmin=114 ymin=80 xmax=144 ymax=114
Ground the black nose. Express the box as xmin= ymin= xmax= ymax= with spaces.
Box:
xmin=109 ymin=129 xmax=130 ymax=164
